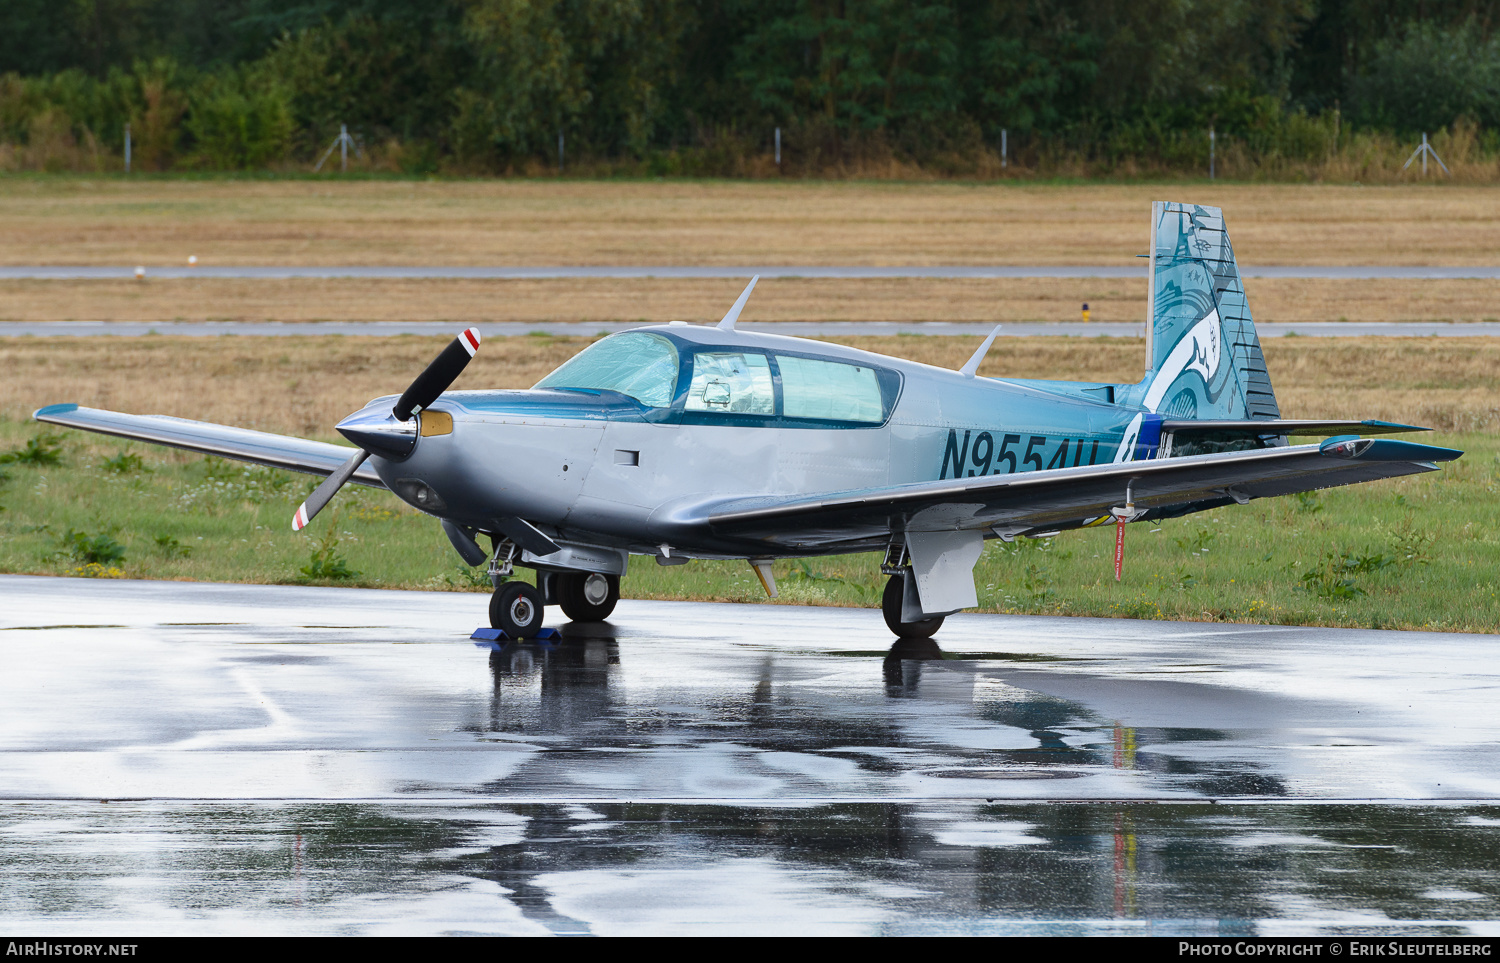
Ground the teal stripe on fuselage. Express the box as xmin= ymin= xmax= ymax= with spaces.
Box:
xmin=441 ymin=389 xmax=654 ymax=422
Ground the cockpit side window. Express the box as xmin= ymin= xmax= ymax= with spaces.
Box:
xmin=684 ymin=352 xmax=775 ymax=415
xmin=776 ymin=355 xmax=885 ymax=423
xmin=533 ymin=332 xmax=679 ymax=408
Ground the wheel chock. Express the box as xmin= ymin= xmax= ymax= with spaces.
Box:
xmin=470 ymin=626 xmax=562 ymax=644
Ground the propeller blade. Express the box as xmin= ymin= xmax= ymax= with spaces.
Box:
xmin=297 ymin=327 xmax=479 ymax=531
xmin=392 ymin=327 xmax=481 ymax=422
xmin=292 ymin=449 xmax=370 ymax=531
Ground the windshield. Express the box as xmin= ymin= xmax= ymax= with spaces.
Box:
xmin=533 ymin=332 xmax=680 ymax=408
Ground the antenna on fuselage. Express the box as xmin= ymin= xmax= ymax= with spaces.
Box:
xmin=959 ymin=324 xmax=1003 ymax=378
xmin=717 ymin=275 xmax=760 ymax=331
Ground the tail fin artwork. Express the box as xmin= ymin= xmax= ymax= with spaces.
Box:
xmin=1140 ymin=201 xmax=1279 ymax=421
xmin=1108 ymin=204 xmax=1418 ymax=465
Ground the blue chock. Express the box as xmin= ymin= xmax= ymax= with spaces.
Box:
xmin=471 ymin=626 xmax=561 ymax=645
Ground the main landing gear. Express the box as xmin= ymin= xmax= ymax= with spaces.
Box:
xmin=488 ymin=571 xmax=621 ymax=637
xmin=556 ymin=571 xmax=620 ymax=622
xmin=882 ymin=573 xmax=944 ymax=638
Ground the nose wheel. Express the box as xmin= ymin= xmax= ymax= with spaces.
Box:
xmin=882 ymin=574 xmax=944 ymax=638
xmin=490 ymin=581 xmax=546 ymax=638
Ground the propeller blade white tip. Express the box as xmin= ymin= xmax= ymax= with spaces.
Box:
xmin=292 ymin=504 xmax=310 ymax=531
xmin=460 ymin=327 xmax=481 ymax=356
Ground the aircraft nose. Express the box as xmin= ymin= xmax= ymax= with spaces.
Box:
xmin=337 ymin=406 xmax=417 ymax=460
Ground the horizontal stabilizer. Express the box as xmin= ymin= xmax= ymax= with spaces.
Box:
xmin=33 ymin=404 xmax=385 ymax=487
xmin=1161 ymin=419 xmax=1427 ymax=436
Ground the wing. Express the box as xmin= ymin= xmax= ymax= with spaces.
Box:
xmin=33 ymin=404 xmax=385 ymax=488
xmin=706 ymin=437 xmax=1461 ymax=549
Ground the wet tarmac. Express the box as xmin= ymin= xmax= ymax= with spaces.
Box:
xmin=3 ymin=575 xmax=1499 ymax=935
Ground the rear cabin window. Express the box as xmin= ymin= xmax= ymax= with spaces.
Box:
xmin=776 ymin=356 xmax=884 ymax=423
xmin=533 ymin=332 xmax=679 ymax=408
xmin=685 ymin=352 xmax=775 ymax=415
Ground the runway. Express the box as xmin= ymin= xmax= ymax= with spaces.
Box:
xmin=3 ymin=575 xmax=1499 ymax=934
xmin=4 ymin=264 xmax=1499 ymax=280
xmin=7 ymin=320 xmax=1500 ymax=338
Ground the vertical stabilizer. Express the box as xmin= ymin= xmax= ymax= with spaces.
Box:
xmin=1140 ymin=202 xmax=1279 ymax=421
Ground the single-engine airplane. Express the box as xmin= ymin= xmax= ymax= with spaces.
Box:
xmin=36 ymin=202 xmax=1462 ymax=637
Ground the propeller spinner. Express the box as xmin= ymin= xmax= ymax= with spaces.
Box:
xmin=291 ymin=327 xmax=481 ymax=531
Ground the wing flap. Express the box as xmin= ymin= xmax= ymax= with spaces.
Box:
xmin=707 ymin=437 xmax=1460 ymax=548
xmin=1161 ymin=418 xmax=1427 ymax=436
xmin=34 ymin=404 xmax=385 ymax=488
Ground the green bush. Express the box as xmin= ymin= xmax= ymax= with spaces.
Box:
xmin=1 ymin=433 xmax=63 ymax=467
xmin=186 ymin=71 xmax=293 ymax=169
xmin=153 ymin=534 xmax=190 ymax=558
xmin=58 ymin=529 xmax=126 ymax=566
xmin=1351 ymin=20 xmax=1500 ymax=134
xmin=297 ymin=526 xmax=360 ymax=583
xmin=101 ymin=452 xmax=147 ymax=474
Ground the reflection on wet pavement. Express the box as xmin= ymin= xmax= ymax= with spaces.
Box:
xmin=4 ymin=801 xmax=1500 ymax=935
xmin=2 ymin=575 xmax=1499 ymax=934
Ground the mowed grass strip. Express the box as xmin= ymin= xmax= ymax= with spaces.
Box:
xmin=1 ymin=334 xmax=1493 ymax=632
xmin=3 ymin=276 xmax=1497 ymax=326
xmin=2 ymin=179 xmax=1499 ymax=266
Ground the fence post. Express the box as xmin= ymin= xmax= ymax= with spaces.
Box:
xmin=1001 ymin=128 xmax=1007 ymax=169
xmin=1209 ymin=126 xmax=1215 ymax=180
xmin=775 ymin=127 xmax=781 ymax=166
xmin=558 ymin=131 xmax=564 ymax=173
xmin=124 ymin=123 xmax=131 ymax=173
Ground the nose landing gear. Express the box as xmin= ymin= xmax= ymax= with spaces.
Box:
xmin=490 ymin=581 xmax=545 ymax=638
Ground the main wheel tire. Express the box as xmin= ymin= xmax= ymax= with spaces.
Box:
xmin=557 ymin=571 xmax=620 ymax=622
xmin=490 ymin=581 xmax=545 ymax=637
xmin=881 ymin=574 xmax=944 ymax=638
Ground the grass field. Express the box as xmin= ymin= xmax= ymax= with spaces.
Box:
xmin=5 ymin=178 xmax=1494 ymax=331
xmin=1 ymin=334 xmax=1494 ymax=633
xmin=2 ymin=179 xmax=1498 ymax=266
xmin=2 ymin=276 xmax=1497 ymax=327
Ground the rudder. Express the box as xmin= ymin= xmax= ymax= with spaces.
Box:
xmin=1140 ymin=202 xmax=1279 ymax=421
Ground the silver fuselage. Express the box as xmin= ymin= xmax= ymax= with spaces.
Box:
xmin=351 ymin=325 xmax=1146 ymax=560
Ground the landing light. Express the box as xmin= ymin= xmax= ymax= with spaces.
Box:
xmin=1322 ymin=437 xmax=1374 ymax=459
xmin=394 ymin=478 xmax=446 ymax=511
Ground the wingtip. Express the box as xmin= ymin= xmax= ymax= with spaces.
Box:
xmin=1322 ymin=436 xmax=1464 ymax=463
xmin=33 ymin=403 xmax=80 ymax=420
xmin=1361 ymin=419 xmax=1428 ymax=433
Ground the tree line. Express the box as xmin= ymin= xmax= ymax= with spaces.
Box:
xmin=2 ymin=0 xmax=1497 ymax=176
